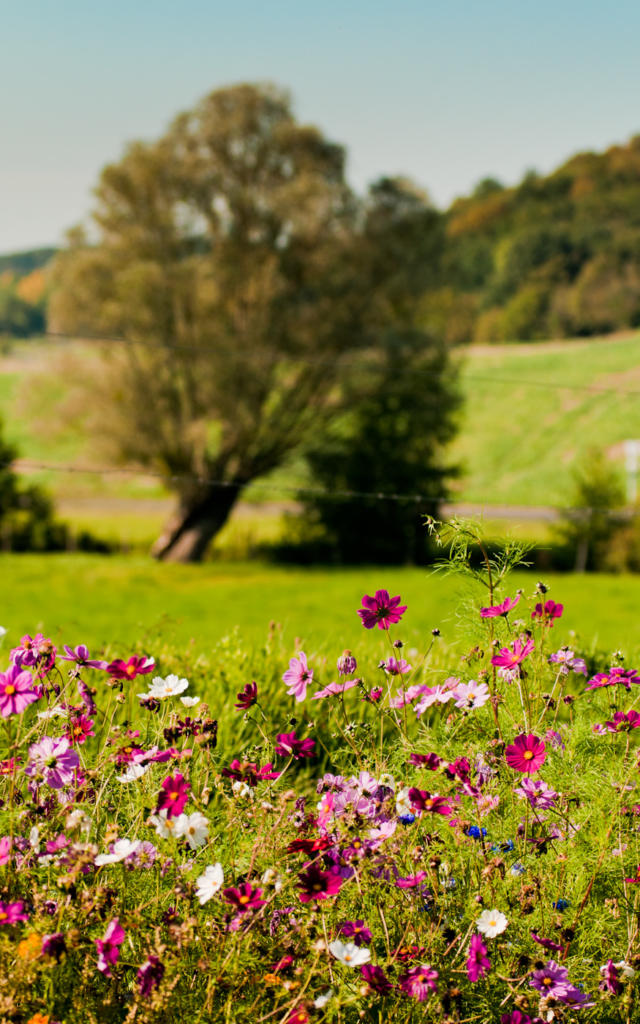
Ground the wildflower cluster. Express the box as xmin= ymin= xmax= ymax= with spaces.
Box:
xmin=0 ymin=573 xmax=639 ymax=1023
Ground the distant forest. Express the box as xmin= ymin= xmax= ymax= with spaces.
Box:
xmin=5 ymin=134 xmax=640 ymax=344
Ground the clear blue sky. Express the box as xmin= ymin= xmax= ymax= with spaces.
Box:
xmin=3 ymin=0 xmax=640 ymax=251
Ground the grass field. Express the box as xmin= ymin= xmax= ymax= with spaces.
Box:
xmin=2 ymin=332 xmax=640 ymax=556
xmin=2 ymin=553 xmax=640 ymax=663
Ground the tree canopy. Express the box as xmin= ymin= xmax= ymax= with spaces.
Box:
xmin=50 ymin=83 xmax=457 ymax=561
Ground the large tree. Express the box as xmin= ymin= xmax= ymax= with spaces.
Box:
xmin=50 ymin=83 xmax=454 ymax=561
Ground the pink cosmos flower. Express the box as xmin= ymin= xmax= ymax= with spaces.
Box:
xmin=396 ymin=871 xmax=428 ymax=889
xmin=357 ymin=590 xmax=407 ymax=630
xmin=282 ymin=653 xmax=313 ymax=703
xmin=11 ymin=633 xmax=56 ymax=671
xmin=514 ymin=777 xmax=557 ymax=809
xmin=0 ymin=837 xmax=12 ymax=865
xmin=96 ymin=917 xmax=125 ymax=977
xmin=491 ymin=636 xmax=534 ymax=670
xmin=25 ymin=735 xmax=80 ymax=789
xmin=156 ymin=773 xmax=191 ymax=817
xmin=65 ymin=714 xmax=95 ymax=746
xmin=106 ymin=655 xmax=155 ymax=680
xmin=467 ymin=933 xmax=491 ymax=981
xmin=274 ymin=731 xmax=315 ymax=759
xmin=532 ymin=600 xmax=563 ymax=626
xmin=60 ymin=644 xmax=108 ymax=669
xmin=505 ymin=734 xmax=546 ymax=774
xmin=587 ymin=666 xmax=640 ymax=691
xmin=382 ymin=657 xmax=412 ymax=675
xmin=0 ymin=665 xmax=39 ymax=718
xmin=398 ymin=964 xmax=439 ymax=1001
xmin=222 ymin=883 xmax=266 ymax=914
xmin=0 ymin=900 xmax=28 ymax=925
xmin=312 ymin=678 xmax=360 ymax=700
xmin=480 ymin=594 xmax=520 ymax=618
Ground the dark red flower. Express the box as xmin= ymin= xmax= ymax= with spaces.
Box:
xmin=531 ymin=931 xmax=563 ymax=952
xmin=296 ymin=865 xmax=343 ymax=902
xmin=223 ymin=883 xmax=266 ymax=914
xmin=408 ymin=788 xmax=452 ymax=816
xmin=287 ymin=836 xmax=334 ymax=856
xmin=408 ymin=752 xmax=441 ymax=769
xmin=235 ymin=681 xmax=258 ymax=710
xmin=361 ymin=963 xmax=392 ymax=994
xmin=137 ymin=954 xmax=165 ymax=996
xmin=340 ymin=919 xmax=372 ymax=945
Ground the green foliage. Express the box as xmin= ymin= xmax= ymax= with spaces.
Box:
xmin=0 ymin=286 xmax=45 ymax=337
xmin=556 ymin=448 xmax=626 ymax=571
xmin=298 ymin=330 xmax=460 ymax=563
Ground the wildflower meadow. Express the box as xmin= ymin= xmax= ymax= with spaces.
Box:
xmin=1 ymin=523 xmax=639 ymax=1024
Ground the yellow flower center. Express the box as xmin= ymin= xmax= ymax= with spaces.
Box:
xmin=239 ymin=894 xmax=250 ymax=904
xmin=5 ymin=685 xmax=15 ymax=696
xmin=523 ymin=750 xmax=534 ymax=760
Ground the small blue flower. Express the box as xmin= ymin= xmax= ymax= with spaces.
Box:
xmin=553 ymin=899 xmax=569 ymax=911
xmin=399 ymin=813 xmax=416 ymax=826
xmin=466 ymin=825 xmax=487 ymax=840
xmin=510 ymin=862 xmax=525 ymax=876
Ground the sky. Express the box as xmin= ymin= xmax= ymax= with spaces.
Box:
xmin=4 ymin=0 xmax=640 ymax=252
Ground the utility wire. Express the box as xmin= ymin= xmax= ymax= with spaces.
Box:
xmin=8 ymin=458 xmax=637 ymax=518
xmin=33 ymin=331 xmax=640 ymax=397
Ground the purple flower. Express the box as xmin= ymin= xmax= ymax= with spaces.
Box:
xmin=467 ymin=933 xmax=491 ymax=982
xmin=587 ymin=666 xmax=640 ymax=691
xmin=599 ymin=959 xmax=623 ymax=995
xmin=514 ymin=777 xmax=558 ymax=810
xmin=340 ymin=920 xmax=372 ymax=945
xmin=0 ymin=665 xmax=39 ymax=718
xmin=297 ymin=865 xmax=343 ymax=902
xmin=337 ymin=650 xmax=357 ymax=676
xmin=25 ymin=736 xmax=80 ymax=789
xmin=282 ymin=653 xmax=313 ymax=703
xmin=96 ymin=917 xmax=125 ymax=977
xmin=382 ymin=657 xmax=412 ymax=675
xmin=358 ymin=590 xmax=407 ymax=630
xmin=529 ymin=960 xmax=593 ymax=1006
xmin=235 ymin=681 xmax=258 ymax=710
xmin=60 ymin=644 xmax=108 ymax=669
xmin=138 ymin=954 xmax=165 ymax=996
xmin=41 ymin=932 xmax=66 ymax=960
xmin=548 ymin=648 xmax=587 ymax=675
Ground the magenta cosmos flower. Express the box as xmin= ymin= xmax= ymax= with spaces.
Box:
xmin=491 ymin=636 xmax=534 ymax=670
xmin=505 ymin=733 xmax=546 ymax=774
xmin=106 ymin=655 xmax=155 ymax=680
xmin=25 ymin=736 xmax=80 ymax=789
xmin=156 ymin=773 xmax=191 ymax=817
xmin=138 ymin=954 xmax=165 ymax=996
xmin=282 ymin=653 xmax=313 ymax=702
xmin=358 ymin=590 xmax=407 ymax=630
xmin=467 ymin=933 xmax=491 ymax=981
xmin=361 ymin=963 xmax=393 ymax=994
xmin=398 ymin=964 xmax=439 ymax=1001
xmin=587 ymin=666 xmax=640 ymax=691
xmin=297 ymin=865 xmax=344 ymax=902
xmin=0 ymin=665 xmax=39 ymax=718
xmin=235 ymin=681 xmax=258 ymax=710
xmin=0 ymin=900 xmax=29 ymax=925
xmin=96 ymin=917 xmax=126 ymax=977
xmin=274 ymin=731 xmax=315 ymax=759
xmin=532 ymin=599 xmax=563 ymax=626
xmin=408 ymin=788 xmax=452 ymax=816
xmin=480 ymin=594 xmax=520 ymax=618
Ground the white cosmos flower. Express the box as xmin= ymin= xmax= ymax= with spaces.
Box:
xmin=613 ymin=961 xmax=636 ymax=980
xmin=453 ymin=681 xmax=491 ymax=710
xmin=145 ymin=674 xmax=189 ymax=699
xmin=180 ymin=696 xmax=200 ymax=707
xmin=395 ymin=786 xmax=413 ymax=816
xmin=150 ymin=809 xmax=183 ymax=840
xmin=476 ymin=908 xmax=508 ymax=937
xmin=195 ymin=863 xmax=224 ymax=904
xmin=176 ymin=811 xmax=209 ymax=849
xmin=0 ymin=626 xmax=6 ymax=638
xmin=29 ymin=826 xmax=40 ymax=851
xmin=328 ymin=940 xmax=371 ymax=967
xmin=37 ymin=706 xmax=66 ymax=720
xmin=95 ymin=838 xmax=140 ymax=866
xmin=314 ymin=990 xmax=333 ymax=1009
xmin=117 ymin=763 xmax=149 ymax=783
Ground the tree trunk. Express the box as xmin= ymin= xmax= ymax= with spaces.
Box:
xmin=151 ymin=483 xmax=241 ymax=563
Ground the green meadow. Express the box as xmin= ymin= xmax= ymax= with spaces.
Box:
xmin=2 ymin=553 xmax=640 ymax=662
